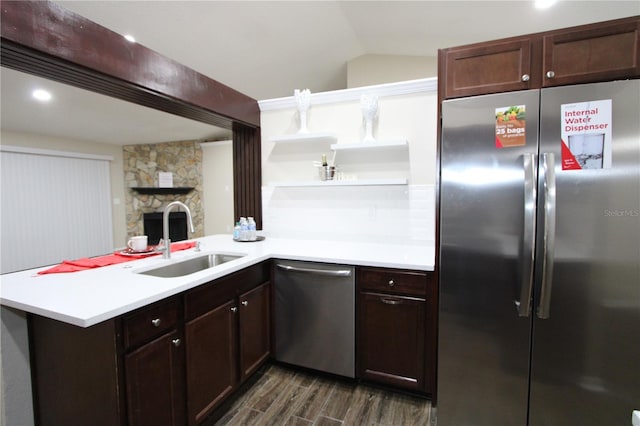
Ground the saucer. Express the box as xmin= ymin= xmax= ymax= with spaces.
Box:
xmin=119 ymin=246 xmax=157 ymax=256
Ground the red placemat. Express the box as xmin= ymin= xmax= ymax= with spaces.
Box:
xmin=38 ymin=241 xmax=196 ymax=275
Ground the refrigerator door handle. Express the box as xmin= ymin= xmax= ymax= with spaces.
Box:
xmin=537 ymin=152 xmax=556 ymax=319
xmin=517 ymin=152 xmax=537 ymax=317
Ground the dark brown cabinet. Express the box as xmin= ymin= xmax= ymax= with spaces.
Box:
xmin=125 ymin=329 xmax=186 ymax=426
xmin=28 ymin=261 xmax=270 ymax=426
xmin=542 ymin=18 xmax=640 ymax=87
xmin=358 ymin=291 xmax=426 ymax=391
xmin=183 ymin=262 xmax=271 ymax=425
xmin=238 ymin=282 xmax=271 ymax=381
xmin=356 ymin=267 xmax=436 ymax=395
xmin=122 ymin=297 xmax=186 ymax=426
xmin=440 ymin=37 xmax=536 ymax=99
xmin=185 ymin=299 xmax=237 ymax=425
xmin=439 ymin=16 xmax=640 ymax=99
xmin=29 ymin=316 xmax=125 ymax=426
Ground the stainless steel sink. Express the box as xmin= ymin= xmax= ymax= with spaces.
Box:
xmin=138 ymin=253 xmax=245 ymax=278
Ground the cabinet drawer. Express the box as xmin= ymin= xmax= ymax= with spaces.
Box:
xmin=358 ymin=267 xmax=430 ymax=297
xmin=185 ymin=261 xmax=270 ymax=320
xmin=123 ymin=297 xmax=182 ymax=349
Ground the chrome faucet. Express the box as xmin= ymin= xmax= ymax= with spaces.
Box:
xmin=162 ymin=201 xmax=195 ymax=259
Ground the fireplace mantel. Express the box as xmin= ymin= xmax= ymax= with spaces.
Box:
xmin=131 ymin=187 xmax=194 ymax=195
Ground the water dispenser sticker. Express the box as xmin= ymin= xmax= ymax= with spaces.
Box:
xmin=495 ymin=105 xmax=526 ymax=148
xmin=561 ymin=99 xmax=612 ymax=170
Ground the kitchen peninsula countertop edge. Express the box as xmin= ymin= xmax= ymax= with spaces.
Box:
xmin=0 ymin=235 xmax=435 ymax=327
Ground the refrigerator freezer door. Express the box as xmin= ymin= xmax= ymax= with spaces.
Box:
xmin=530 ymin=80 xmax=640 ymax=425
xmin=438 ymin=90 xmax=540 ymax=426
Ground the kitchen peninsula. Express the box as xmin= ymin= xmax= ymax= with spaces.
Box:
xmin=1 ymin=235 xmax=433 ymax=327
xmin=1 ymin=235 xmax=435 ymax=425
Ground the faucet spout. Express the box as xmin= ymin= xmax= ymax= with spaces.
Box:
xmin=162 ymin=201 xmax=195 ymax=259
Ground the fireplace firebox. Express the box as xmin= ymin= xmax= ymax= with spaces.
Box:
xmin=143 ymin=212 xmax=188 ymax=245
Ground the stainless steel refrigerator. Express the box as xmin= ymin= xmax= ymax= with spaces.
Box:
xmin=437 ymin=80 xmax=639 ymax=425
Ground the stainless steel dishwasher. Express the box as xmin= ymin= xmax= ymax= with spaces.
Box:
xmin=274 ymin=259 xmax=355 ymax=378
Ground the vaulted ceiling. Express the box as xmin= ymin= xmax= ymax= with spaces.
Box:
xmin=2 ymin=1 xmax=638 ymax=145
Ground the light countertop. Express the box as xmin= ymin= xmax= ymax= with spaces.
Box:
xmin=0 ymin=235 xmax=434 ymax=328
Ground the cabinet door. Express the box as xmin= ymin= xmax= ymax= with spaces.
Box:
xmin=185 ymin=298 xmax=238 ymax=426
xmin=238 ymin=281 xmax=271 ymax=381
xmin=125 ymin=330 xmax=186 ymax=426
xmin=357 ymin=292 xmax=425 ymax=392
xmin=441 ymin=38 xmax=536 ymax=99
xmin=542 ymin=18 xmax=640 ymax=87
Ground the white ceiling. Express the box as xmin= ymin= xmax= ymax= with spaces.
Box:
xmin=0 ymin=67 xmax=232 ymax=145
xmin=2 ymin=1 xmax=638 ymax=145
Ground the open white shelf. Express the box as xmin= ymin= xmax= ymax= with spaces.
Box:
xmin=270 ymin=178 xmax=408 ymax=187
xmin=270 ymin=132 xmax=337 ymax=144
xmin=330 ymin=139 xmax=408 ymax=151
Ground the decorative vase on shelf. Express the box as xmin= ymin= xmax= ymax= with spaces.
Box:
xmin=294 ymin=88 xmax=311 ymax=134
xmin=360 ymin=94 xmax=378 ymax=143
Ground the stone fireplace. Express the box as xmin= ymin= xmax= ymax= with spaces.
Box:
xmin=123 ymin=140 xmax=204 ymax=241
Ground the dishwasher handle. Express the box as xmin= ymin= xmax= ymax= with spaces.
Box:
xmin=276 ymin=263 xmax=352 ymax=277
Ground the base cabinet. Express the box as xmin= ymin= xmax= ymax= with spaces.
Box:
xmin=122 ymin=296 xmax=185 ymax=426
xmin=358 ymin=292 xmax=426 ymax=391
xmin=185 ymin=299 xmax=237 ymax=425
xmin=183 ymin=282 xmax=270 ymax=425
xmin=183 ymin=263 xmax=271 ymax=425
xmin=29 ymin=316 xmax=124 ymax=426
xmin=238 ymin=282 xmax=271 ymax=381
xmin=125 ymin=329 xmax=186 ymax=426
xmin=356 ymin=267 xmax=436 ymax=395
xmin=28 ymin=261 xmax=270 ymax=426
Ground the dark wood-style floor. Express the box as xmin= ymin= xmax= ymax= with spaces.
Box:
xmin=215 ymin=364 xmax=432 ymax=425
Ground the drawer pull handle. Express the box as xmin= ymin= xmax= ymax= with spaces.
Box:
xmin=546 ymin=70 xmax=555 ymax=78
xmin=151 ymin=318 xmax=161 ymax=327
xmin=381 ymin=298 xmax=401 ymax=305
xmin=241 ymin=300 xmax=249 ymax=307
xmin=231 ymin=307 xmax=238 ymax=313
xmin=172 ymin=338 xmax=181 ymax=347
xmin=388 ymin=279 xmax=395 ymax=287
xmin=521 ymin=74 xmax=530 ymax=82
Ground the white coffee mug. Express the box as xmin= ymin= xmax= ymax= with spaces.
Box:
xmin=127 ymin=235 xmax=148 ymax=252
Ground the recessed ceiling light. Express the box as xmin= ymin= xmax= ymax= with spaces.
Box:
xmin=535 ymin=0 xmax=557 ymax=9
xmin=32 ymin=89 xmax=52 ymax=102
xmin=124 ymin=34 xmax=136 ymax=43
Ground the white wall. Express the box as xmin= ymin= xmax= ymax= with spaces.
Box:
xmin=201 ymin=140 xmax=235 ymax=234
xmin=347 ymin=54 xmax=438 ymax=88
xmin=259 ymin=78 xmax=438 ymax=243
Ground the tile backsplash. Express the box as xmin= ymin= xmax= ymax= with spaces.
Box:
xmin=262 ymin=184 xmax=435 ymax=243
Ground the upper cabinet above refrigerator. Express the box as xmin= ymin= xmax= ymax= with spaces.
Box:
xmin=439 ymin=16 xmax=640 ymax=100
